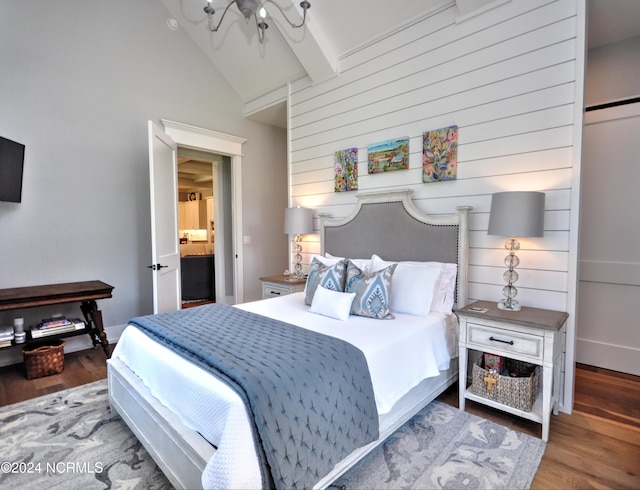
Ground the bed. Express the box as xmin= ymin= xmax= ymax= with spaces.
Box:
xmin=107 ymin=189 xmax=471 ymax=489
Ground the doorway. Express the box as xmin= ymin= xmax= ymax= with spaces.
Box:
xmin=177 ymin=147 xmax=218 ymax=307
xmin=177 ymin=148 xmax=235 ymax=308
xmin=161 ymin=119 xmax=246 ymax=305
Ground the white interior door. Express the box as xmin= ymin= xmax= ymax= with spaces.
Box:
xmin=578 ymin=103 xmax=640 ymax=375
xmin=148 ymin=120 xmax=181 ymax=313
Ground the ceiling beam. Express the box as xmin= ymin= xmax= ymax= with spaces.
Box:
xmin=193 ymin=174 xmax=213 ymax=183
xmin=267 ymin=0 xmax=337 ymax=84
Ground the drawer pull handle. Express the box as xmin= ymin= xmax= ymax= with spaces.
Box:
xmin=270 ymin=291 xmax=281 ymax=295
xmin=489 ymin=336 xmax=514 ymax=345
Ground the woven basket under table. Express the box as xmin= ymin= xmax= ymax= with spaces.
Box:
xmin=470 ymin=356 xmax=540 ymax=412
xmin=23 ymin=340 xmax=66 ymax=379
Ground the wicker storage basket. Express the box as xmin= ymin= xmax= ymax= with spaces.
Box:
xmin=470 ymin=356 xmax=540 ymax=411
xmin=23 ymin=340 xmax=65 ymax=379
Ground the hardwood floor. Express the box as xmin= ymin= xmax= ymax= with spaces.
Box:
xmin=0 ymin=346 xmax=109 ymax=407
xmin=1 ymin=348 xmax=638 ymax=489
xmin=182 ymin=299 xmax=215 ymax=309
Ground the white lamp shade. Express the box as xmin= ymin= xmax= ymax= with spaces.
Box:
xmin=284 ymin=207 xmax=313 ymax=235
xmin=488 ymin=191 xmax=545 ymax=238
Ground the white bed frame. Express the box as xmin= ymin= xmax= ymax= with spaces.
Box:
xmin=108 ymin=189 xmax=471 ymax=489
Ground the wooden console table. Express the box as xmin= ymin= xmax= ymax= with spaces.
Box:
xmin=0 ymin=280 xmax=114 ymax=357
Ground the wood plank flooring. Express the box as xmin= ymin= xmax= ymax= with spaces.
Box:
xmin=1 ymin=348 xmax=638 ymax=489
xmin=0 ymin=346 xmax=108 ymax=407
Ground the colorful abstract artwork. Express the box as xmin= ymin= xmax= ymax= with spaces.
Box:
xmin=334 ymin=147 xmax=358 ymax=192
xmin=423 ymin=125 xmax=458 ymax=183
xmin=367 ymin=137 xmax=409 ymax=174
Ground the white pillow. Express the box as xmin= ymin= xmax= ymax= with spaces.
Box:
xmin=310 ymin=254 xmax=342 ymax=266
xmin=309 ymin=285 xmax=356 ymax=321
xmin=431 ymin=263 xmax=458 ymax=314
xmin=370 ymin=254 xmax=446 ymax=317
xmin=325 ymin=253 xmax=371 ymax=273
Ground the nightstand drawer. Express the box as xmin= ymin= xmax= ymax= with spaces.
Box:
xmin=467 ymin=323 xmax=543 ymax=360
xmin=262 ymin=283 xmax=291 ymax=298
xmin=260 ymin=275 xmax=306 ymax=299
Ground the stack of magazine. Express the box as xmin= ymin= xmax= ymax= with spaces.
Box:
xmin=0 ymin=325 xmax=14 ymax=347
xmin=31 ymin=316 xmax=85 ymax=339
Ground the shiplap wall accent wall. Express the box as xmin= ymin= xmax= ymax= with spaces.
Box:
xmin=287 ymin=0 xmax=584 ymax=412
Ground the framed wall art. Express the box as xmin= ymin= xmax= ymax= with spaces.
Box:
xmin=423 ymin=125 xmax=458 ymax=183
xmin=367 ymin=137 xmax=409 ymax=174
xmin=334 ymin=147 xmax=358 ymax=192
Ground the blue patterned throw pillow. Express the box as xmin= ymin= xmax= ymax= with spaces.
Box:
xmin=345 ymin=259 xmax=397 ymax=319
xmin=305 ymin=257 xmax=347 ymax=305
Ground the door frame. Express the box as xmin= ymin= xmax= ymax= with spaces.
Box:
xmin=162 ymin=119 xmax=246 ymax=304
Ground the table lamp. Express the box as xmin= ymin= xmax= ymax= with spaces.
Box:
xmin=488 ymin=191 xmax=545 ymax=311
xmin=284 ymin=207 xmax=313 ymax=279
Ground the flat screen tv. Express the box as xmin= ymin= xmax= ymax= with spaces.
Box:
xmin=0 ymin=136 xmax=25 ymax=203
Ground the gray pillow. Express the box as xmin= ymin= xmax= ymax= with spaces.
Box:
xmin=345 ymin=259 xmax=397 ymax=319
xmin=305 ymin=257 xmax=347 ymax=305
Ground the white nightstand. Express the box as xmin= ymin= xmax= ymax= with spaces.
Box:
xmin=457 ymin=300 xmax=568 ymax=441
xmin=259 ymin=275 xmax=306 ymax=299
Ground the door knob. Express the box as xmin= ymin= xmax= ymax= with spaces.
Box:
xmin=147 ymin=264 xmax=168 ymax=271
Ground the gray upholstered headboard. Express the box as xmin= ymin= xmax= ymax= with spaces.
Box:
xmin=320 ymin=189 xmax=471 ymax=309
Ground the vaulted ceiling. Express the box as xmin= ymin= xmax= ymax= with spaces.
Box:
xmin=160 ymin=0 xmax=457 ymax=104
xmin=160 ymin=0 xmax=640 ymax=128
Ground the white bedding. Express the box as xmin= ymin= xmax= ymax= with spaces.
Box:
xmin=111 ymin=293 xmax=458 ymax=489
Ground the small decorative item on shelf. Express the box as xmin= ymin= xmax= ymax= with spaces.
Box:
xmin=483 ymin=352 xmax=503 ymax=372
xmin=13 ymin=317 xmax=24 ymax=333
xmin=0 ymin=325 xmax=14 ymax=347
xmin=12 ymin=318 xmax=25 ymax=343
xmin=30 ymin=316 xmax=78 ymax=338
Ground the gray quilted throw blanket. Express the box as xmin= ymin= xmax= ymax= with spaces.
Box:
xmin=129 ymin=303 xmax=379 ymax=489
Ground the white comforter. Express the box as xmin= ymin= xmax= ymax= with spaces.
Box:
xmin=111 ymin=293 xmax=458 ymax=489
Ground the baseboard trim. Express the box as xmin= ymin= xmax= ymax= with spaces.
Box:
xmin=576 ymin=338 xmax=640 ymax=376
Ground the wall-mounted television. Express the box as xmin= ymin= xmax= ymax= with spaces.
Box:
xmin=0 ymin=136 xmax=25 ymax=203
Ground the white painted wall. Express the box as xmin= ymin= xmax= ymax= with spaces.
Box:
xmin=585 ymin=36 xmax=640 ymax=106
xmin=288 ymin=0 xmax=586 ymax=412
xmin=0 ymin=0 xmax=287 ymax=364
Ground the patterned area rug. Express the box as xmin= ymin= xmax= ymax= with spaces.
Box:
xmin=0 ymin=379 xmax=545 ymax=489
xmin=330 ymin=399 xmax=545 ymax=489
xmin=0 ymin=380 xmax=169 ymax=490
